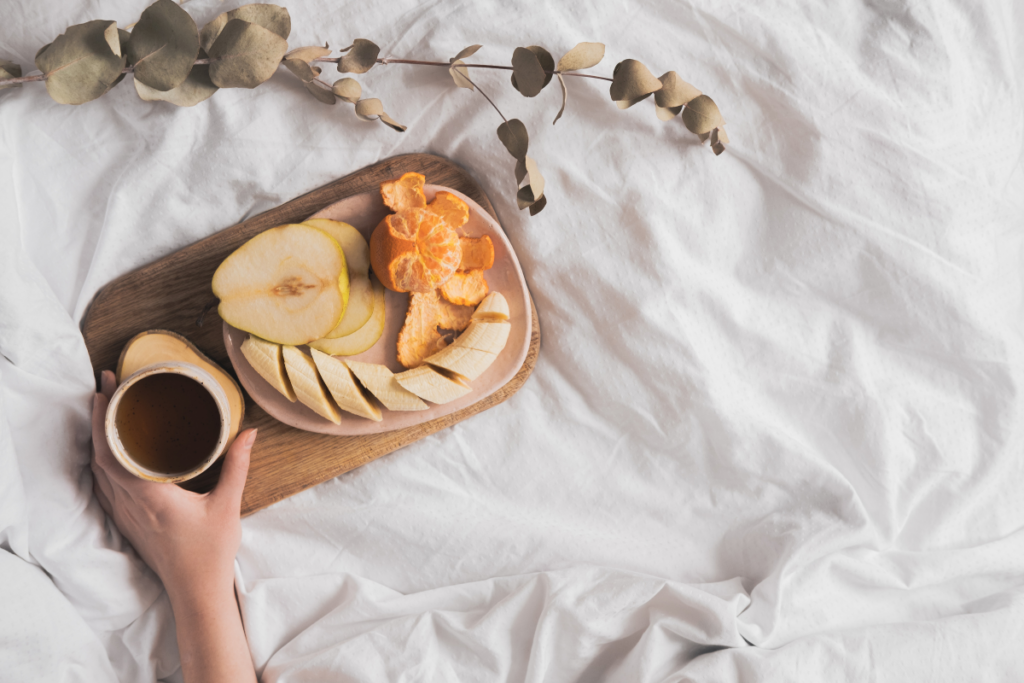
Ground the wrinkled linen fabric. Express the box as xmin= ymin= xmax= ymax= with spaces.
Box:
xmin=1 ymin=0 xmax=1023 ymax=680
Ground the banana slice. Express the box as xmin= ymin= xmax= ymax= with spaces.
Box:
xmin=345 ymin=361 xmax=428 ymax=412
xmin=424 ymin=345 xmax=495 ymax=382
xmin=472 ymin=292 xmax=509 ymax=322
xmin=282 ymin=346 xmax=342 ymax=424
xmin=453 ymin=320 xmax=511 ymax=354
xmin=310 ymin=349 xmax=382 ymax=422
xmin=395 ymin=365 xmax=472 ymax=404
xmin=241 ymin=335 xmax=297 ymax=402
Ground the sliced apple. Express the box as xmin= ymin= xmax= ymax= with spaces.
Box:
xmin=241 ymin=335 xmax=297 ymax=402
xmin=310 ymin=348 xmax=382 ymax=422
xmin=308 ymin=277 xmax=386 ymax=356
xmin=323 ymin=274 xmax=374 ymax=338
xmin=213 ymin=224 xmax=348 ymax=345
xmin=345 ymin=361 xmax=428 ymax=411
xmin=395 ymin=365 xmax=472 ymax=404
xmin=282 ymin=345 xmax=342 ymax=424
xmin=303 ymin=219 xmax=370 ymax=276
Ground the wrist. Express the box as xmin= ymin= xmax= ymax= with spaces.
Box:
xmin=164 ymin=564 xmax=236 ymax=611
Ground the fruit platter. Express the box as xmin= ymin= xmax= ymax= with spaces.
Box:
xmin=218 ymin=172 xmax=532 ymax=435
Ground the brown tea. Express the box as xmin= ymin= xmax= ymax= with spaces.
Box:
xmin=114 ymin=373 xmax=222 ymax=474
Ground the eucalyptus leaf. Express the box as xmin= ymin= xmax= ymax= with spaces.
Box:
xmin=378 ymin=112 xmax=407 ymax=132
xmin=311 ymin=65 xmax=322 ymax=76
xmin=451 ymin=44 xmax=482 ymax=62
xmin=609 ymin=59 xmax=662 ymax=106
xmin=449 ymin=59 xmax=473 ymax=90
xmin=516 ymin=155 xmax=545 ymax=211
xmin=529 ymin=194 xmax=547 ymax=216
xmin=303 ymin=78 xmax=336 ymax=104
xmin=497 ymin=119 xmax=529 ymax=159
xmin=511 ymin=45 xmax=552 ymax=97
xmin=36 ymin=20 xmax=126 ymax=104
xmin=283 ymin=57 xmax=317 ymax=82
xmin=514 ymin=157 xmax=527 ymax=184
xmin=135 ymin=54 xmax=217 ymax=106
xmin=556 ymin=42 xmax=604 ymax=72
xmin=681 ymin=94 xmax=724 ymax=135
xmin=208 ymin=18 xmax=289 ymax=89
xmin=127 ymin=0 xmax=199 ymax=91
xmin=615 ymin=94 xmax=652 ymax=110
xmin=697 ymin=131 xmax=711 ymax=144
xmin=0 ymin=60 xmax=22 ymax=91
xmin=552 ymin=72 xmax=567 ymax=124
xmin=285 ymin=44 xmax=330 ymax=63
xmin=35 ymin=43 xmax=52 ymax=61
xmin=201 ymin=4 xmax=290 ymax=53
xmin=523 ymin=155 xmax=544 ymax=198
xmin=338 ymin=39 xmax=378 ymax=74
xmin=354 ymin=97 xmax=383 ymax=121
xmin=103 ymin=22 xmax=121 ymax=57
xmin=710 ymin=127 xmax=729 ymax=155
xmin=332 ymin=77 xmax=361 ymax=102
xmin=654 ymin=71 xmax=700 ymax=108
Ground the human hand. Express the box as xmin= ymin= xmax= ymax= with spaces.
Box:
xmin=90 ymin=370 xmax=256 ymax=604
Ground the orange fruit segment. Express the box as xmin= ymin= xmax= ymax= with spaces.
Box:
xmin=370 ymin=208 xmax=462 ymax=293
xmin=458 ymin=236 xmax=494 ymax=271
xmin=436 ymin=296 xmax=474 ymax=331
xmin=397 ymin=290 xmax=475 ymax=368
xmin=428 ymin=191 xmax=469 ymax=231
xmin=380 ymin=172 xmax=426 ymax=212
xmin=440 ymin=270 xmax=489 ymax=307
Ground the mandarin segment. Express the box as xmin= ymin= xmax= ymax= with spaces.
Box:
xmin=380 ymin=172 xmax=426 ymax=212
xmin=370 ymin=208 xmax=461 ymax=293
xmin=458 ymin=236 xmax=495 ymax=271
xmin=428 ymin=191 xmax=469 ymax=230
xmin=397 ymin=291 xmax=449 ymax=368
xmin=440 ymin=269 xmax=489 ymax=307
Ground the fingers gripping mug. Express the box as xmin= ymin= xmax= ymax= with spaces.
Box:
xmin=105 ymin=362 xmax=232 ymax=483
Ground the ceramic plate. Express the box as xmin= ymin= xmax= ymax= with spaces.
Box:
xmin=224 ymin=185 xmax=531 ymax=435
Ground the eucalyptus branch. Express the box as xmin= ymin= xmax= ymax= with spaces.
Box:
xmin=0 ymin=1 xmax=730 ymax=217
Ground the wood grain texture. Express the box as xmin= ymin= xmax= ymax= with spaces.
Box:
xmin=81 ymin=154 xmax=540 ymax=516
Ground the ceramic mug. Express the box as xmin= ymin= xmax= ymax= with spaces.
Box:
xmin=105 ymin=361 xmax=232 ymax=483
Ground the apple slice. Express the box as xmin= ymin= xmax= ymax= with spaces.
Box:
xmin=213 ymin=224 xmax=348 ymax=345
xmin=395 ymin=365 xmax=472 ymax=404
xmin=241 ymin=335 xmax=296 ymax=402
xmin=345 ymin=361 xmax=428 ymax=411
xmin=303 ymin=219 xmax=370 ymax=277
xmin=308 ymin=277 xmax=386 ymax=356
xmin=282 ymin=345 xmax=342 ymax=424
xmin=323 ymin=274 xmax=374 ymax=338
xmin=310 ymin=349 xmax=382 ymax=422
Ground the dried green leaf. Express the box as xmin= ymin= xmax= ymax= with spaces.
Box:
xmin=135 ymin=51 xmax=217 ymax=106
xmin=449 ymin=59 xmax=473 ymax=90
xmin=0 ymin=60 xmax=22 ymax=91
xmin=609 ymin=59 xmax=662 ymax=107
xmin=338 ymin=39 xmax=379 ymax=74
xmin=497 ymin=119 xmax=529 ymax=160
xmin=127 ymin=0 xmax=199 ymax=91
xmin=285 ymin=44 xmax=330 ymax=63
xmin=283 ymin=57 xmax=317 ymax=82
xmin=303 ymin=78 xmax=336 ymax=104
xmin=332 ymin=77 xmax=361 ymax=102
xmin=529 ymin=194 xmax=547 ymax=216
xmin=511 ymin=45 xmax=552 ymax=97
xmin=207 ymin=18 xmax=289 ymax=89
xmin=552 ymin=72 xmax=567 ymax=124
xmin=522 ymin=155 xmax=545 ymax=199
xmin=697 ymin=131 xmax=711 ymax=144
xmin=35 ymin=43 xmax=52 ymax=61
xmin=710 ymin=127 xmax=729 ymax=155
xmin=36 ymin=20 xmax=126 ymax=104
xmin=201 ymin=4 xmax=290 ymax=53
xmin=681 ymin=94 xmax=724 ymax=135
xmin=654 ymin=71 xmax=700 ymax=108
xmin=556 ymin=42 xmax=604 ymax=72
xmin=354 ymin=97 xmax=383 ymax=121
xmin=378 ymin=112 xmax=407 ymax=132
xmin=516 ymin=155 xmax=545 ymax=211
xmin=451 ymin=44 xmax=482 ymax=62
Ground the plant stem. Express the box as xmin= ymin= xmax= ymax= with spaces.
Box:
xmin=457 ymin=71 xmax=507 ymax=123
xmin=0 ymin=56 xmax=614 ymax=89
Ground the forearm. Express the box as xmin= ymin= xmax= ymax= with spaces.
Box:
xmin=168 ymin=577 xmax=257 ymax=683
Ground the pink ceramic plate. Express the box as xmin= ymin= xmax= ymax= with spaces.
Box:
xmin=224 ymin=185 xmax=531 ymax=435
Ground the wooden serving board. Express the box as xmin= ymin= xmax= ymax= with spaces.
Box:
xmin=82 ymin=154 xmax=540 ymax=516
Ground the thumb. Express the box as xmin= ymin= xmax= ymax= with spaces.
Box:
xmin=213 ymin=428 xmax=256 ymax=510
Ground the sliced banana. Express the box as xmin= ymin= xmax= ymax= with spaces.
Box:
xmin=282 ymin=346 xmax=342 ymax=424
xmin=395 ymin=365 xmax=472 ymax=404
xmin=472 ymin=292 xmax=509 ymax=322
xmin=345 ymin=361 xmax=428 ymax=412
xmin=451 ymin=320 xmax=511 ymax=354
xmin=241 ymin=335 xmax=297 ymax=401
xmin=310 ymin=349 xmax=383 ymax=421
xmin=424 ymin=345 xmax=495 ymax=382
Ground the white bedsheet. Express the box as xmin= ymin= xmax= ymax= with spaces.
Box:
xmin=2 ymin=0 xmax=1023 ymax=680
